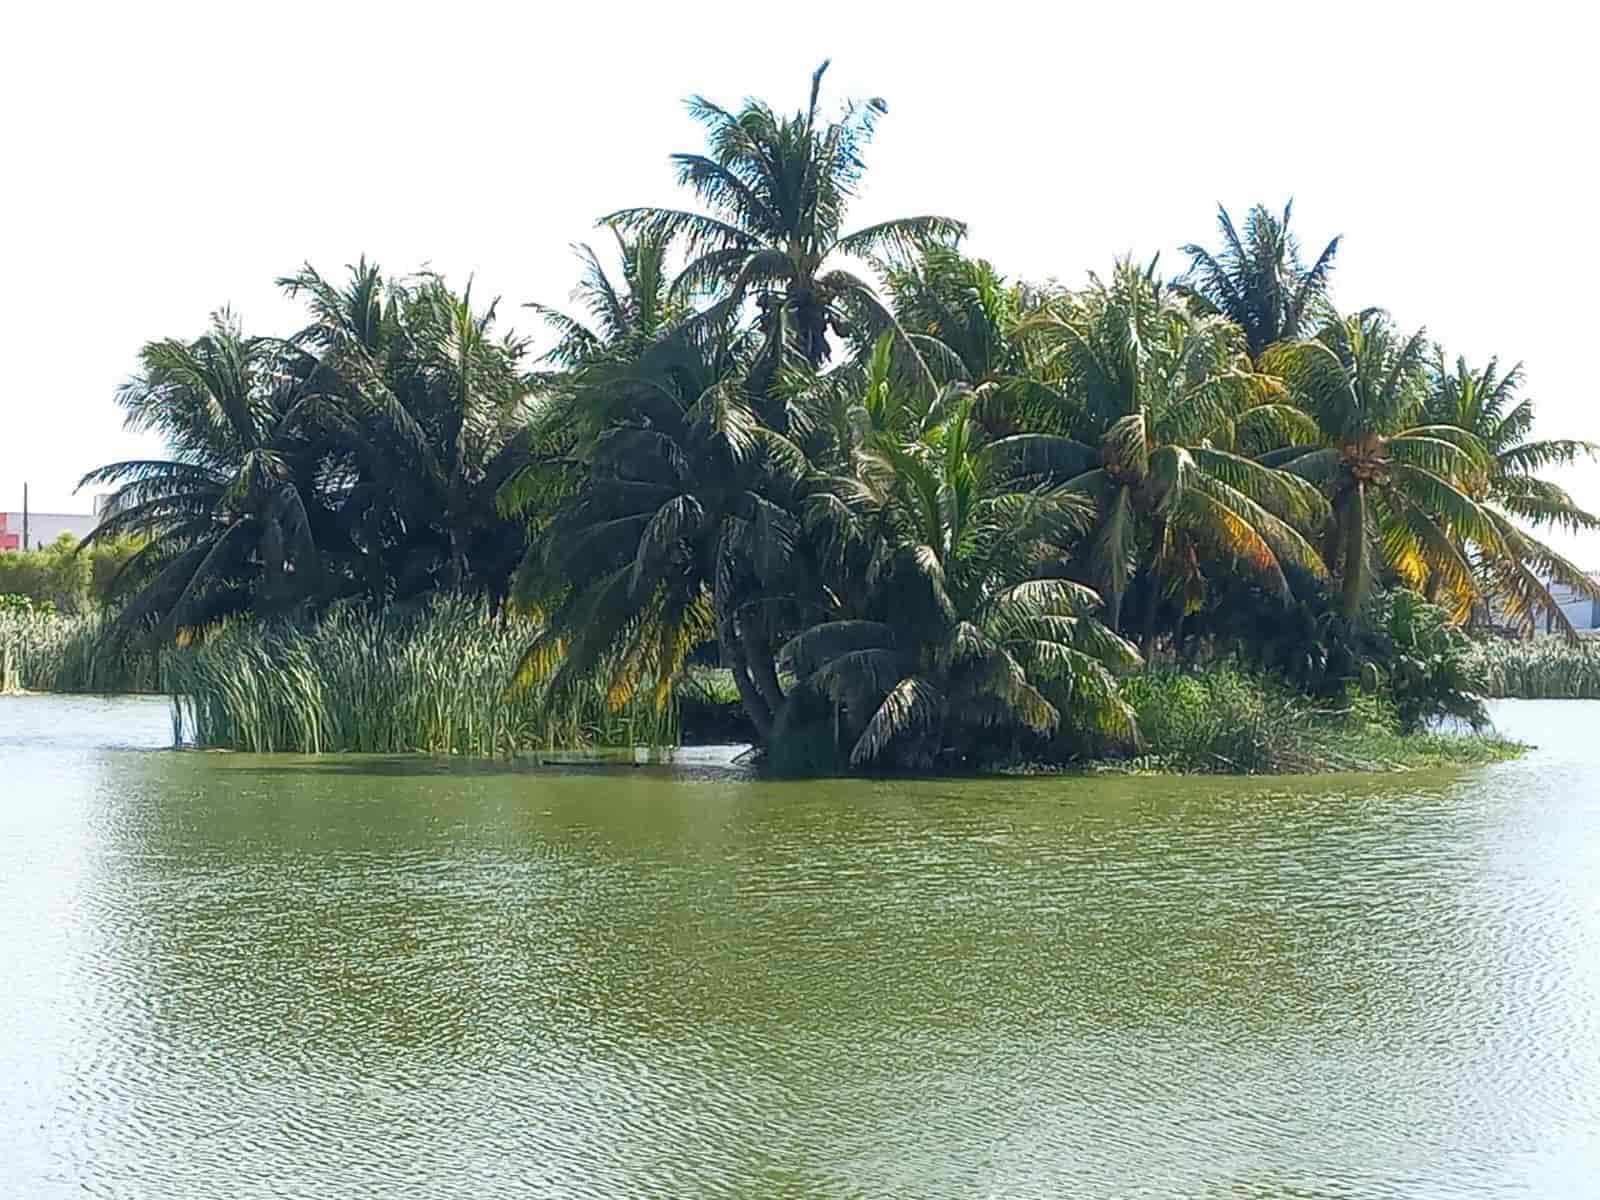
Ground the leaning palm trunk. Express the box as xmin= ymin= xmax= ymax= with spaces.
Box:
xmin=739 ymin=604 xmax=788 ymax=715
xmin=717 ymin=608 xmax=773 ymax=741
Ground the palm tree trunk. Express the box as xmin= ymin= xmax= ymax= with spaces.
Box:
xmin=717 ymin=612 xmax=773 ymax=743
xmin=788 ymin=282 xmax=831 ymax=369
xmin=1139 ymin=522 xmax=1167 ymax=659
xmin=447 ymin=511 xmax=469 ymax=592
xmin=1139 ymin=591 xmax=1160 ymax=660
xmin=1105 ymin=586 xmax=1125 ymax=635
xmin=259 ymin=517 xmax=290 ymax=612
xmin=448 ymin=462 xmax=470 ymax=592
xmin=1339 ymin=482 xmax=1367 ymax=620
xmin=740 ymin=605 xmax=787 ymax=715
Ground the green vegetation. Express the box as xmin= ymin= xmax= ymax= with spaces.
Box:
xmin=1 ymin=537 xmax=156 ymax=693
xmin=0 ymin=603 xmax=159 ymax=693
xmin=673 ymin=667 xmax=751 ymax=742
xmin=0 ymin=534 xmax=144 ymax=613
xmin=164 ymin=601 xmax=679 ymax=755
xmin=1115 ymin=666 xmax=1521 ymax=775
xmin=55 ymin=64 xmax=1595 ymax=771
xmin=1468 ymin=638 xmax=1600 ymax=699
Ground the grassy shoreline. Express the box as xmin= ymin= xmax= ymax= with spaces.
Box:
xmin=996 ymin=732 xmax=1527 ymax=778
xmin=991 ymin=666 xmax=1527 ymax=777
xmin=3 ymin=606 xmax=1535 ymax=776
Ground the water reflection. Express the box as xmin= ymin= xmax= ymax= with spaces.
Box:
xmin=2 ymin=697 xmax=1599 ymax=1196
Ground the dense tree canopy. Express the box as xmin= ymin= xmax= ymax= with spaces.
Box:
xmin=80 ymin=66 xmax=1600 ymax=770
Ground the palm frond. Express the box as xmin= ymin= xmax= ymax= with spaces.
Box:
xmin=835 ymin=215 xmax=967 ymax=259
xmin=851 ymin=675 xmax=945 ymax=765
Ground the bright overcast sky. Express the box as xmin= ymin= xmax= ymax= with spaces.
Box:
xmin=5 ymin=1 xmax=1596 ymax=562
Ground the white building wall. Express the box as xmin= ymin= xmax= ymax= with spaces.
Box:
xmin=1556 ymin=598 xmax=1600 ymax=632
xmin=1543 ymin=573 xmax=1600 ymax=633
xmin=0 ymin=511 xmax=98 ymax=550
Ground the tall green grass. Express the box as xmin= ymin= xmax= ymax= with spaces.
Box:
xmin=163 ymin=600 xmax=681 ymax=755
xmin=1113 ymin=666 xmax=1520 ymax=774
xmin=0 ymin=610 xmax=160 ymax=693
xmin=1467 ymin=637 xmax=1600 ymax=699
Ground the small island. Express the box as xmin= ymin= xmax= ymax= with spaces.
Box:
xmin=3 ymin=65 xmax=1595 ymax=776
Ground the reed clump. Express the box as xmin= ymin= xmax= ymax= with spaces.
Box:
xmin=162 ymin=599 xmax=680 ymax=755
xmin=1467 ymin=637 xmax=1600 ymax=699
xmin=0 ymin=608 xmax=160 ymax=694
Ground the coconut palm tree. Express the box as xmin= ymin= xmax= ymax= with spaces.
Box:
xmin=1262 ymin=313 xmax=1501 ymax=620
xmin=1178 ymin=201 xmax=1342 ymax=359
xmin=510 ymin=328 xmax=812 ymax=743
xmin=281 ymin=264 xmax=538 ymax=600
xmin=606 ymin=62 xmax=964 ymax=370
xmin=276 ymin=258 xmax=423 ymax=598
xmin=874 ymin=244 xmax=1087 ymax=443
xmin=1013 ymin=260 xmax=1329 ymax=639
xmin=504 ymin=230 xmax=694 ymax=542
xmin=405 ymin=279 xmax=538 ymax=593
xmin=1425 ymin=354 xmax=1600 ymax=636
xmin=881 ymin=244 xmax=1028 ymax=384
xmin=78 ymin=310 xmax=327 ymax=640
xmin=525 ymin=227 xmax=684 ymax=369
xmin=787 ymin=401 xmax=1139 ymax=769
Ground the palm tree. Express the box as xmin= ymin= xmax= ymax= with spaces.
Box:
xmin=787 ymin=401 xmax=1139 ymax=769
xmin=874 ymin=244 xmax=1087 ymax=443
xmin=1178 ymin=201 xmax=1341 ymax=358
xmin=1425 ymin=354 xmax=1600 ymax=636
xmin=281 ymin=263 xmax=538 ymax=600
xmin=510 ymin=328 xmax=812 ymax=743
xmin=882 ymin=244 xmax=1028 ymax=384
xmin=276 ymin=258 xmax=418 ymax=599
xmin=78 ymin=310 xmax=327 ymax=639
xmin=1262 ymin=313 xmax=1501 ymax=620
xmin=406 ymin=279 xmax=538 ymax=593
xmin=606 ymin=62 xmax=964 ymax=370
xmin=505 ymin=230 xmax=692 ymax=547
xmin=1014 ymin=260 xmax=1329 ymax=640
xmin=525 ymin=227 xmax=683 ymax=369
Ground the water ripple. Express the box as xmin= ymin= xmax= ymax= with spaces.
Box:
xmin=0 ymin=697 xmax=1598 ymax=1196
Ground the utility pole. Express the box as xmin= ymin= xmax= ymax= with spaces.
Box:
xmin=21 ymin=482 xmax=28 ymax=551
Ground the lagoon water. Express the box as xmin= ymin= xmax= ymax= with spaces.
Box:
xmin=3 ymin=694 xmax=1599 ymax=1197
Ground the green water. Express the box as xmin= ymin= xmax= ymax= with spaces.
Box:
xmin=3 ymin=696 xmax=1599 ymax=1197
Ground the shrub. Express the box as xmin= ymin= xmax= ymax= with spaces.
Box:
xmin=1369 ymin=590 xmax=1487 ymax=731
xmin=0 ymin=535 xmax=91 ymax=612
xmin=0 ymin=535 xmax=146 ymax=613
xmin=1194 ymin=578 xmax=1487 ymax=732
xmin=1 ymin=593 xmax=55 ymax=615
xmin=1115 ymin=664 xmax=1512 ymax=774
xmin=1120 ymin=666 xmax=1318 ymax=773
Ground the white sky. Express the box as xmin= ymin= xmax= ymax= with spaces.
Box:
xmin=4 ymin=1 xmax=1596 ymax=563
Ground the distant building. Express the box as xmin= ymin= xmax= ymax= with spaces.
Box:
xmin=0 ymin=492 xmax=119 ymax=552
xmin=0 ymin=508 xmax=100 ymax=552
xmin=1544 ymin=571 xmax=1600 ymax=635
